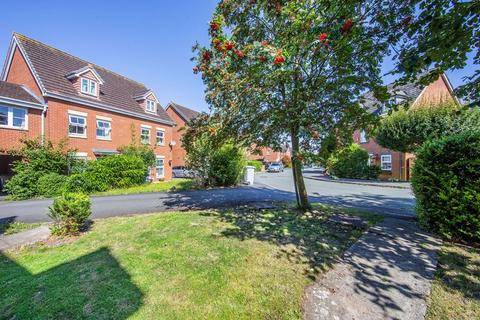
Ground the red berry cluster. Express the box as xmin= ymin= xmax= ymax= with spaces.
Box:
xmin=340 ymin=19 xmax=353 ymax=33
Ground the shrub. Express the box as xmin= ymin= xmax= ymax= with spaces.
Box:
xmin=48 ymin=193 xmax=92 ymax=236
xmin=118 ymin=142 xmax=156 ymax=168
xmin=4 ymin=139 xmax=75 ymax=199
xmin=64 ymin=173 xmax=107 ymax=194
xmin=327 ymin=144 xmax=380 ymax=180
xmin=209 ymin=144 xmax=245 ymax=186
xmin=37 ymin=173 xmax=68 ymax=197
xmin=90 ymin=154 xmax=146 ymax=189
xmin=376 ymin=103 xmax=480 ymax=152
xmin=246 ymin=160 xmax=263 ymax=171
xmin=281 ymin=155 xmax=292 ymax=168
xmin=412 ymin=132 xmax=480 ymax=243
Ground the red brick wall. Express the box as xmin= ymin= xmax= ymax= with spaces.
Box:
xmin=45 ymin=98 xmax=173 ymax=181
xmin=0 ymin=108 xmax=43 ymax=151
xmin=412 ymin=76 xmax=455 ymax=108
xmin=166 ymin=107 xmax=187 ymax=167
xmin=246 ymin=147 xmax=289 ymax=163
xmin=353 ymin=131 xmax=406 ymax=180
xmin=5 ymin=47 xmax=43 ymax=97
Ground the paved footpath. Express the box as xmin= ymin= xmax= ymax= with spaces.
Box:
xmin=303 ymin=217 xmax=441 ymax=320
xmin=0 ymin=226 xmax=50 ymax=251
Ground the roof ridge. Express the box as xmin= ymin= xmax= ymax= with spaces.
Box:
xmin=168 ymin=101 xmax=200 ymax=113
xmin=13 ymin=32 xmax=147 ymax=88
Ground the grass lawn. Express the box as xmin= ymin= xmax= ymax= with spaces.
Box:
xmin=94 ymin=179 xmax=195 ymax=196
xmin=426 ymin=243 xmax=480 ymax=320
xmin=0 ymin=206 xmax=377 ymax=319
xmin=0 ymin=221 xmax=43 ymax=235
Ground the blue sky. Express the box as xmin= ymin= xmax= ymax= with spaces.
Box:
xmin=0 ymin=1 xmax=475 ymax=112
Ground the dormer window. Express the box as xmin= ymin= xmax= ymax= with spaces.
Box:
xmin=81 ymin=78 xmax=97 ymax=96
xmin=146 ymin=100 xmax=156 ymax=113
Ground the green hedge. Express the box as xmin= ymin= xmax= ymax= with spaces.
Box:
xmin=246 ymin=160 xmax=263 ymax=172
xmin=37 ymin=173 xmax=68 ymax=197
xmin=327 ymin=144 xmax=380 ymax=180
xmin=209 ymin=144 xmax=245 ymax=186
xmin=412 ymin=132 xmax=480 ymax=243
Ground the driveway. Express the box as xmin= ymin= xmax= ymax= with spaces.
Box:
xmin=0 ymin=170 xmax=415 ymax=223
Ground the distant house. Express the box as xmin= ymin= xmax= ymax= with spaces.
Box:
xmin=246 ymin=146 xmax=291 ymax=164
xmin=165 ymin=102 xmax=201 ymax=167
xmin=353 ymin=73 xmax=459 ymax=181
xmin=0 ymin=33 xmax=175 ymax=181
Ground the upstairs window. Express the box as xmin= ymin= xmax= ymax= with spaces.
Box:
xmin=0 ymin=106 xmax=27 ymax=129
xmin=69 ymin=114 xmax=87 ymax=137
xmin=156 ymin=129 xmax=165 ymax=145
xmin=381 ymin=154 xmax=392 ymax=171
xmin=96 ymin=119 xmax=111 ymax=139
xmin=360 ymin=130 xmax=368 ymax=143
xmin=146 ymin=100 xmax=156 ymax=113
xmin=81 ymin=78 xmax=97 ymax=96
xmin=141 ymin=126 xmax=151 ymax=144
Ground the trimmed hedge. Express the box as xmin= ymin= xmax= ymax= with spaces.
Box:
xmin=327 ymin=144 xmax=381 ymax=180
xmin=412 ymin=132 xmax=480 ymax=243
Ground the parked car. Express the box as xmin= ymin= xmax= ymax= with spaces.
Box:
xmin=267 ymin=162 xmax=284 ymax=173
xmin=172 ymin=166 xmax=193 ymax=178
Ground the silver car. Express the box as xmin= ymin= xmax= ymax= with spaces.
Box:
xmin=172 ymin=166 xmax=192 ymax=178
xmin=267 ymin=162 xmax=284 ymax=173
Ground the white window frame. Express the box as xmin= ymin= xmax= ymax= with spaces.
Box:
xmin=0 ymin=105 xmax=28 ymax=130
xmin=367 ymin=153 xmax=374 ymax=166
xmin=381 ymin=154 xmax=392 ymax=171
xmin=96 ymin=119 xmax=112 ymax=140
xmin=80 ymin=77 xmax=98 ymax=96
xmin=141 ymin=125 xmax=151 ymax=144
xmin=360 ymin=130 xmax=368 ymax=143
xmin=156 ymin=128 xmax=165 ymax=146
xmin=146 ymin=100 xmax=156 ymax=113
xmin=68 ymin=112 xmax=87 ymax=138
xmin=156 ymin=156 xmax=165 ymax=178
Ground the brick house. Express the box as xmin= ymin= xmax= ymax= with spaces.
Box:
xmin=353 ymin=74 xmax=459 ymax=181
xmin=246 ymin=146 xmax=291 ymax=164
xmin=0 ymin=33 xmax=175 ymax=182
xmin=165 ymin=102 xmax=200 ymax=167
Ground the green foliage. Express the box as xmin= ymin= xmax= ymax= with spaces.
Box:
xmin=3 ymin=139 xmax=75 ymax=199
xmin=376 ymin=104 xmax=480 ymax=152
xmin=37 ymin=173 xmax=68 ymax=197
xmin=412 ymin=132 xmax=480 ymax=243
xmin=48 ymin=193 xmax=92 ymax=236
xmin=65 ymin=173 xmax=107 ymax=194
xmin=327 ymin=144 xmax=381 ymax=180
xmin=394 ymin=0 xmax=479 ymax=102
xmin=209 ymin=144 xmax=245 ymax=186
xmin=118 ymin=142 xmax=156 ymax=168
xmin=91 ymin=155 xmax=147 ymax=189
xmin=246 ymin=160 xmax=263 ymax=171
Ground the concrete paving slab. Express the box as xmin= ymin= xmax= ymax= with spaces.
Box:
xmin=303 ymin=218 xmax=441 ymax=320
xmin=0 ymin=226 xmax=50 ymax=251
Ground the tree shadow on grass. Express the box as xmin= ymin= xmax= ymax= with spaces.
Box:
xmin=435 ymin=245 xmax=480 ymax=301
xmin=202 ymin=207 xmax=366 ymax=280
xmin=0 ymin=247 xmax=143 ymax=319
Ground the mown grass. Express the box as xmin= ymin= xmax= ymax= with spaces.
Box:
xmin=426 ymin=243 xmax=480 ymax=320
xmin=0 ymin=206 xmax=375 ymax=319
xmin=94 ymin=179 xmax=195 ymax=196
xmin=0 ymin=221 xmax=43 ymax=235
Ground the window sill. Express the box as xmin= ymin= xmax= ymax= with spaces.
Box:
xmin=96 ymin=137 xmax=112 ymax=141
xmin=0 ymin=125 xmax=28 ymax=131
xmin=156 ymin=143 xmax=165 ymax=147
xmin=69 ymin=134 xmax=87 ymax=139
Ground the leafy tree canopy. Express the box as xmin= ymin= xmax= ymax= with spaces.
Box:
xmin=393 ymin=0 xmax=479 ymax=102
xmin=375 ymin=103 xmax=480 ymax=152
xmin=193 ymin=0 xmax=413 ymax=209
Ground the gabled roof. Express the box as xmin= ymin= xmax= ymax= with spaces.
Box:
xmin=65 ymin=66 xmax=105 ymax=84
xmin=362 ymin=72 xmax=459 ymax=115
xmin=166 ymin=102 xmax=201 ymax=122
xmin=0 ymin=80 xmax=44 ymax=108
xmin=1 ymin=33 xmax=174 ymax=125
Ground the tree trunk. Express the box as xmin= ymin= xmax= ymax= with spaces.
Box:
xmin=290 ymin=126 xmax=311 ymax=211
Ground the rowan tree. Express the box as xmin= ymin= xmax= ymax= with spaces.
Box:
xmin=193 ymin=0 xmax=413 ymax=210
